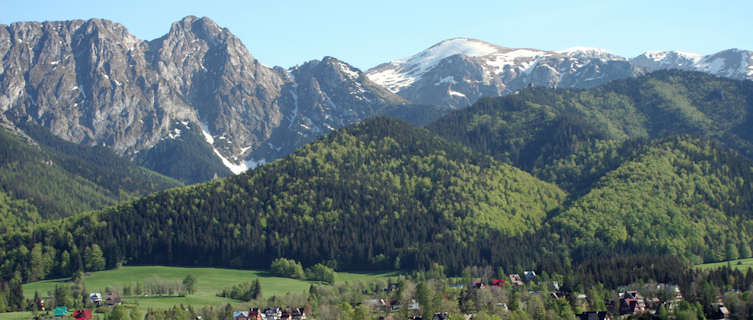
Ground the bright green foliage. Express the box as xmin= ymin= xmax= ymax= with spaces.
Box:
xmin=271 ymin=258 xmax=305 ymax=279
xmin=305 ymin=264 xmax=336 ymax=284
xmin=84 ymin=244 xmax=106 ymax=272
xmin=53 ymin=284 xmax=72 ymax=307
xmin=0 ymin=126 xmax=182 ymax=223
xmin=0 ymin=191 xmax=40 ymax=234
xmin=550 ymin=137 xmax=753 ymax=262
xmin=108 ymin=305 xmax=129 ymax=320
xmin=216 ymin=280 xmax=262 ymax=301
xmin=182 ymin=274 xmax=197 ymax=295
xmin=0 ymin=117 xmax=565 ymax=279
xmin=134 ymin=122 xmax=232 ymax=184
xmin=429 ymin=70 xmax=753 ymax=193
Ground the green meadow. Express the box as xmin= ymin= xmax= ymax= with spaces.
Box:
xmin=696 ymin=258 xmax=753 ymax=271
xmin=14 ymin=266 xmax=397 ymax=315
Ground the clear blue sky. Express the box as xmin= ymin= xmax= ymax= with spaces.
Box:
xmin=1 ymin=0 xmax=750 ymax=70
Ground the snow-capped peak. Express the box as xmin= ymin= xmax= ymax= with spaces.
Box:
xmin=556 ymin=46 xmax=618 ymax=59
xmin=396 ymin=38 xmax=505 ymax=74
xmin=637 ymin=50 xmax=703 ymax=63
xmin=366 ymin=38 xmax=506 ymax=92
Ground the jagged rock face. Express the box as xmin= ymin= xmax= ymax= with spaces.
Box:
xmin=247 ymin=57 xmax=406 ymax=163
xmin=631 ymin=49 xmax=753 ymax=80
xmin=2 ymin=19 xmax=751 ymax=180
xmin=150 ymin=16 xmax=286 ymax=158
xmin=0 ymin=19 xmax=192 ymax=154
xmin=0 ymin=16 xmax=407 ymax=177
xmin=0 ymin=16 xmax=287 ymax=163
xmin=366 ymin=38 xmax=752 ymax=109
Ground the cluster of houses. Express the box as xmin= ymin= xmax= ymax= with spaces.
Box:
xmin=233 ymin=307 xmax=307 ymax=320
xmin=31 ymin=292 xmax=121 ymax=319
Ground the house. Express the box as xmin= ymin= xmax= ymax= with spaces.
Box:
xmin=432 ymin=312 xmax=449 ymax=320
xmin=509 ymin=274 xmax=524 ymax=286
xmin=73 ymin=310 xmax=93 ymax=320
xmin=711 ymin=303 xmax=730 ymax=319
xmin=523 ymin=271 xmax=536 ymax=282
xmin=472 ymin=281 xmax=485 ymax=289
xmin=105 ymin=292 xmax=121 ymax=305
xmin=89 ymin=293 xmax=102 ymax=306
xmin=619 ymin=291 xmax=646 ymax=315
xmin=491 ymin=279 xmax=506 ymax=287
xmin=385 ymin=282 xmax=400 ymax=293
xmin=54 ymin=306 xmax=68 ymax=318
xmin=576 ymin=311 xmax=610 ymax=320
xmin=249 ymin=308 xmax=262 ymax=320
xmin=365 ymin=299 xmax=389 ymax=313
xmin=291 ymin=307 xmax=307 ymax=320
xmin=263 ymin=307 xmax=282 ymax=320
xmin=233 ymin=311 xmax=249 ymax=320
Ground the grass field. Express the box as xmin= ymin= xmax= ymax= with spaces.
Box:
xmin=11 ymin=265 xmax=398 ymax=317
xmin=696 ymin=258 xmax=753 ymax=271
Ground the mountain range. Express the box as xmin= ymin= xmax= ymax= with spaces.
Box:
xmin=1 ymin=16 xmax=751 ymax=185
xmin=3 ymin=69 xmax=753 ymax=278
xmin=366 ymin=38 xmax=753 ymax=109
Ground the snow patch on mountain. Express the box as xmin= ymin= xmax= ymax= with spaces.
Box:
xmin=435 ymin=76 xmax=456 ymax=86
xmin=366 ymin=67 xmax=415 ymax=92
xmin=402 ymin=38 xmax=501 ymax=72
xmin=557 ymin=46 xmax=616 ymax=59
xmin=200 ymin=120 xmax=249 ymax=174
xmin=483 ymin=49 xmax=547 ymax=74
xmin=333 ymin=60 xmax=360 ymax=79
xmin=367 ymin=38 xmax=504 ymax=92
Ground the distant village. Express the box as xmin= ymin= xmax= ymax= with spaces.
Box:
xmin=28 ymin=270 xmax=738 ymax=320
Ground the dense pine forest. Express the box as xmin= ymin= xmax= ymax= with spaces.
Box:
xmin=0 ymin=124 xmax=182 ymax=229
xmin=2 ymin=70 xmax=753 ymax=296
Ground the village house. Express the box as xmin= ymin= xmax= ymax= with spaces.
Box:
xmin=523 ymin=271 xmax=536 ymax=282
xmin=73 ymin=309 xmax=93 ymax=320
xmin=711 ymin=303 xmax=730 ymax=319
xmin=509 ymin=274 xmax=524 ymax=286
xmin=576 ymin=311 xmax=611 ymax=320
xmin=233 ymin=311 xmax=249 ymax=320
xmin=249 ymin=308 xmax=263 ymax=320
xmin=618 ymin=291 xmax=646 ymax=315
xmin=263 ymin=307 xmax=282 ymax=320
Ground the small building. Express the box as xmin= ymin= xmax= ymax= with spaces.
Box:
xmin=472 ymin=281 xmax=485 ymax=289
xmin=509 ymin=274 xmax=524 ymax=286
xmin=249 ymin=308 xmax=263 ymax=320
xmin=264 ymin=307 xmax=282 ymax=320
xmin=105 ymin=292 xmax=121 ymax=305
xmin=73 ymin=310 xmax=93 ymax=320
xmin=291 ymin=307 xmax=307 ymax=320
xmin=233 ymin=311 xmax=249 ymax=320
xmin=523 ymin=271 xmax=536 ymax=282
xmin=576 ymin=311 xmax=610 ymax=320
xmin=54 ymin=306 xmax=68 ymax=318
xmin=89 ymin=293 xmax=102 ymax=306
xmin=432 ymin=313 xmax=449 ymax=320
xmin=491 ymin=279 xmax=506 ymax=287
xmin=619 ymin=291 xmax=646 ymax=315
xmin=711 ymin=303 xmax=730 ymax=319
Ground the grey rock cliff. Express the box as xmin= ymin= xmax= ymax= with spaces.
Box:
xmin=0 ymin=16 xmax=406 ymax=178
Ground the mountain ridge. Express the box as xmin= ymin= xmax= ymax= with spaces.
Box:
xmin=366 ymin=37 xmax=752 ymax=109
xmin=2 ymin=17 xmax=752 ymax=183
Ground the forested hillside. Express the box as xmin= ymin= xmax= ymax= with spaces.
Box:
xmin=428 ymin=70 xmax=753 ymax=193
xmin=3 ymin=71 xmax=753 ymax=286
xmin=549 ymin=136 xmax=753 ymax=264
xmin=0 ymin=117 xmax=565 ymax=281
xmin=0 ymin=126 xmax=182 ymax=223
